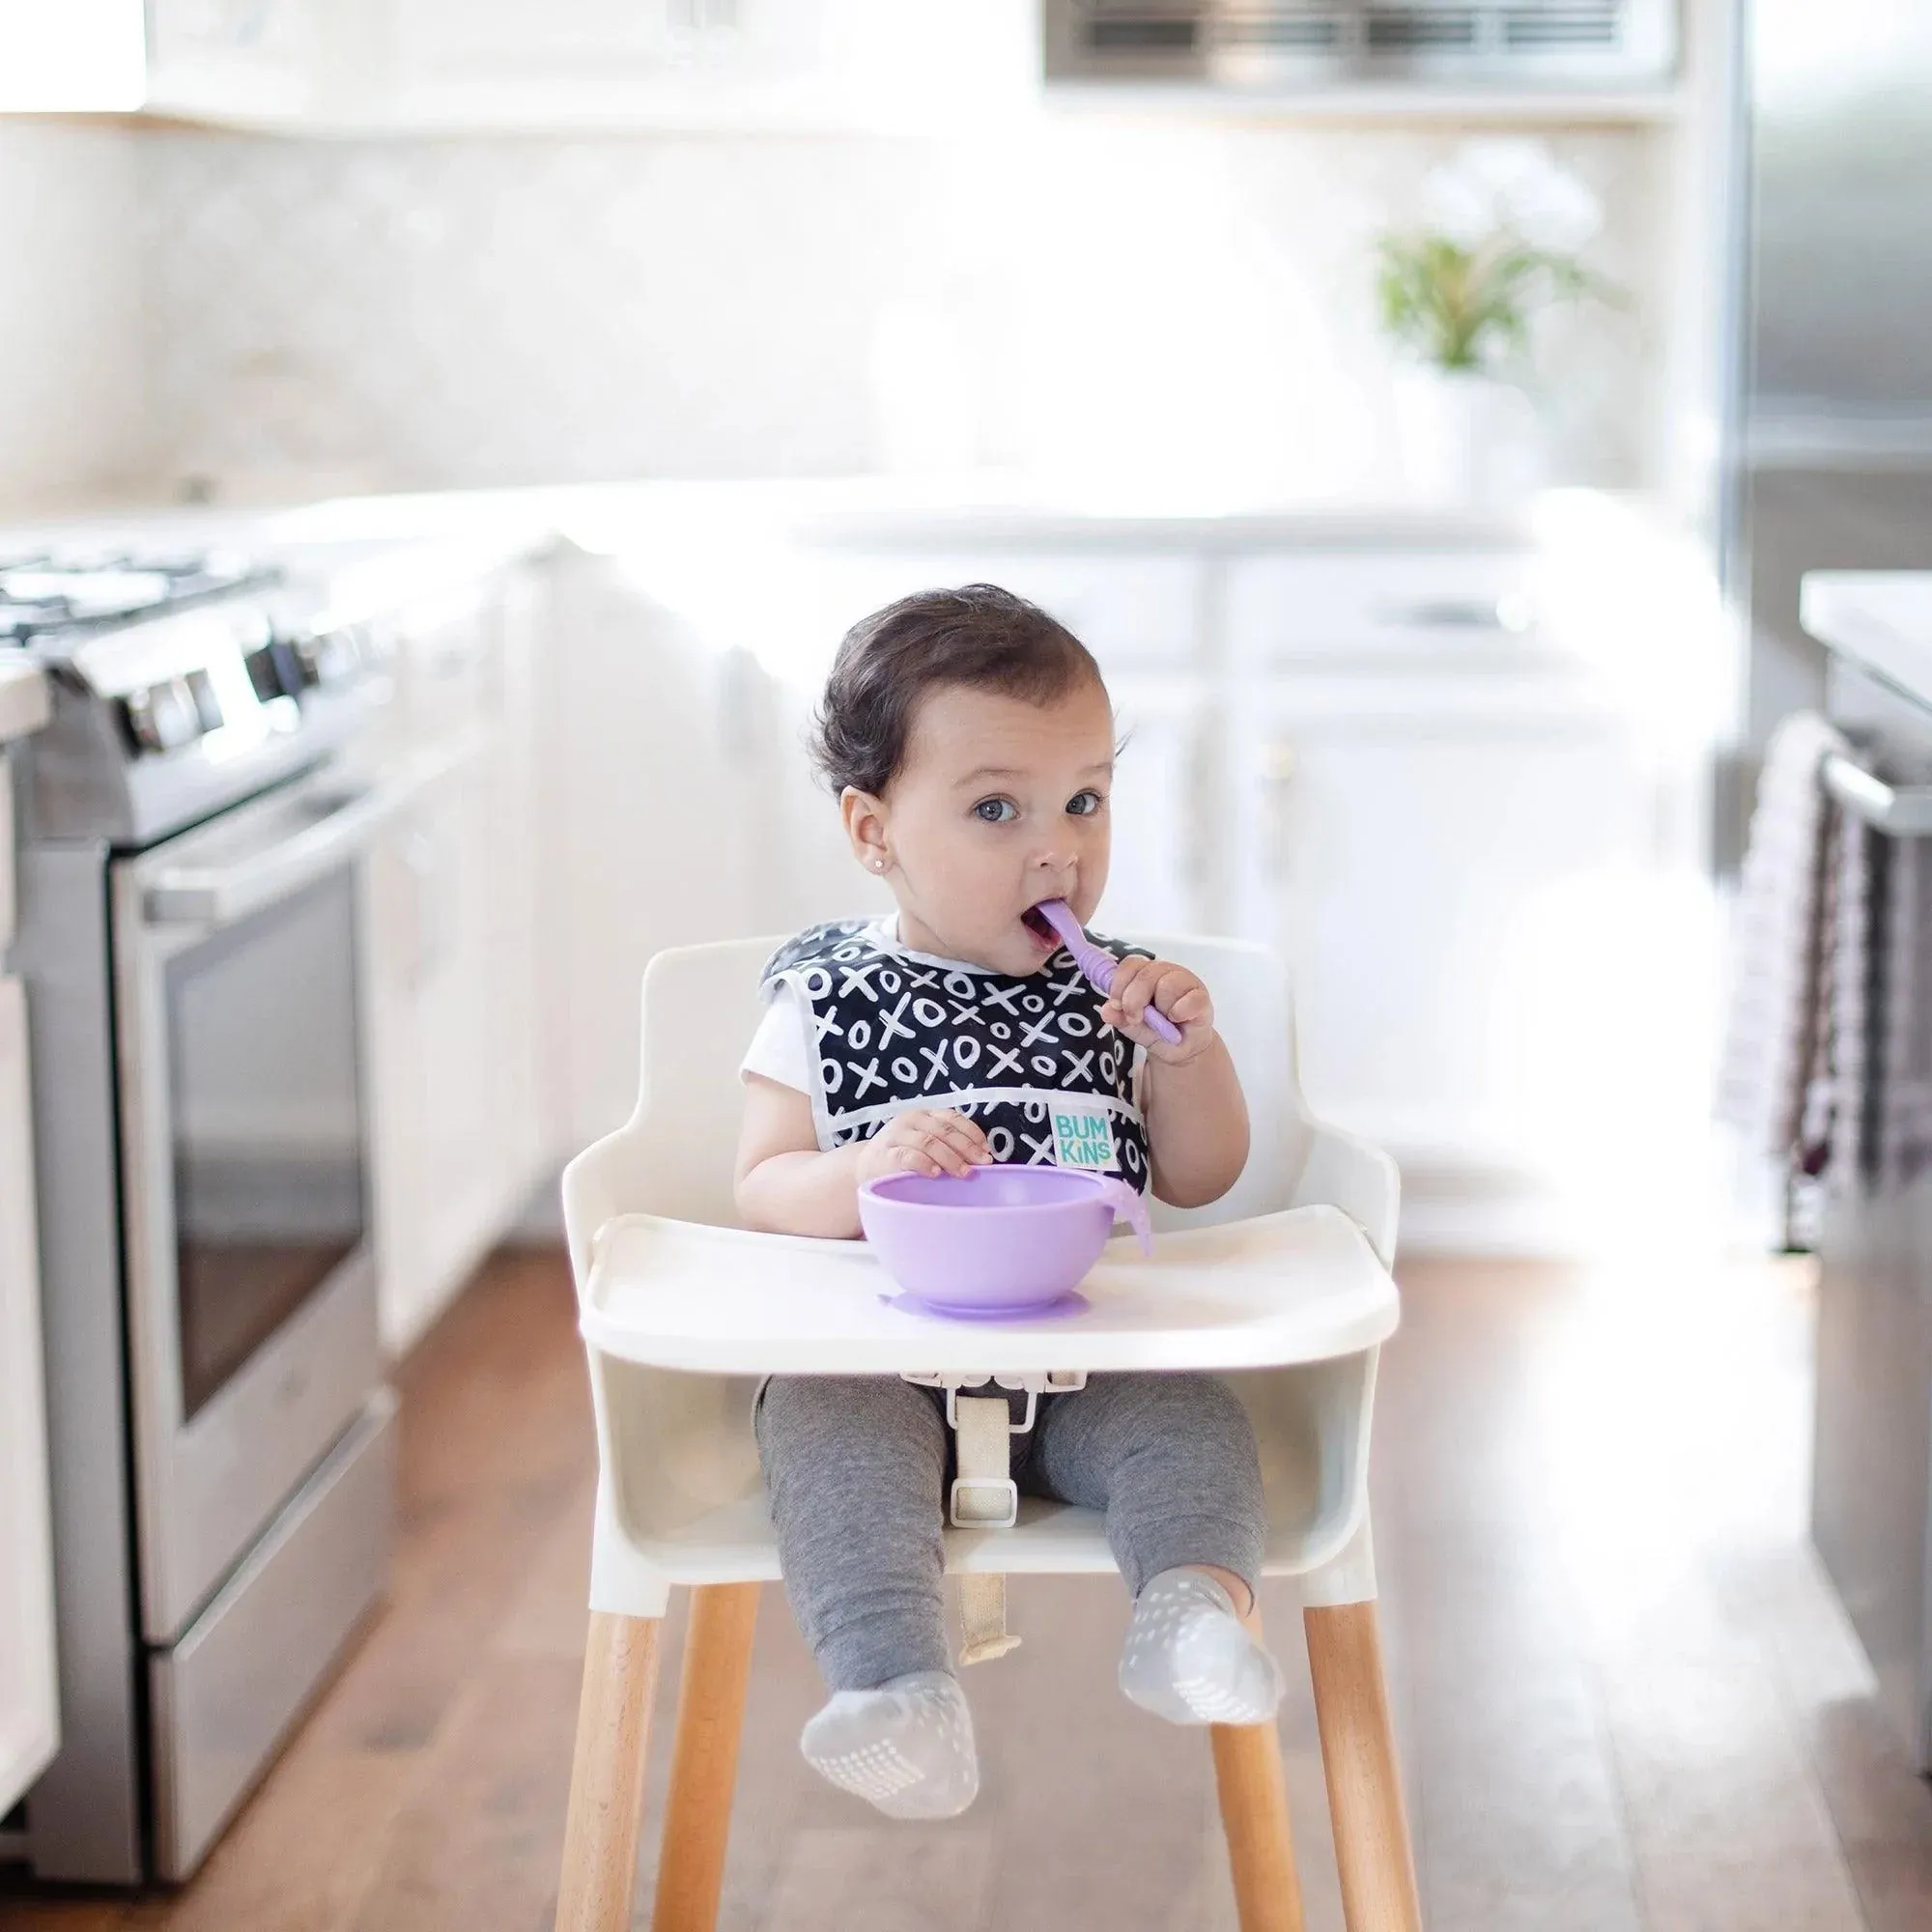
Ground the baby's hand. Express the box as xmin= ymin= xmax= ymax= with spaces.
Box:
xmin=856 ymin=1108 xmax=992 ymax=1181
xmin=1102 ymin=957 xmax=1216 ymax=1065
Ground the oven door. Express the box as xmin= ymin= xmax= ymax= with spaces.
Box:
xmin=111 ymin=756 xmax=433 ymax=1641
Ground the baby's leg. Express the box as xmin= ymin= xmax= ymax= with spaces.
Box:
xmin=1029 ymin=1372 xmax=1282 ymax=1726
xmin=755 ymin=1376 xmax=976 ymax=1816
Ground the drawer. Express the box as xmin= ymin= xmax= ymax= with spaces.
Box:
xmin=808 ymin=552 xmax=1205 ymax=669
xmin=1225 ymin=552 xmax=1542 ymax=668
xmin=150 ymin=1391 xmax=395 ymax=1880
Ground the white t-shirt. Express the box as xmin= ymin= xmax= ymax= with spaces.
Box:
xmin=739 ymin=916 xmax=931 ymax=1095
xmin=739 ymin=914 xmax=1148 ymax=1112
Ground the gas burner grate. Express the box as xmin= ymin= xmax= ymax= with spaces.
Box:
xmin=0 ymin=551 xmax=280 ymax=643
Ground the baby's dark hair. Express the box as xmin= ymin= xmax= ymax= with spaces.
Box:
xmin=810 ymin=582 xmax=1103 ymax=796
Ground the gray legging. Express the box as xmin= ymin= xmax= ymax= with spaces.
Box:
xmin=755 ymin=1372 xmax=1268 ymax=1692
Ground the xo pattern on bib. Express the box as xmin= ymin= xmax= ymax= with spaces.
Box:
xmin=760 ymin=918 xmax=1155 ymax=1192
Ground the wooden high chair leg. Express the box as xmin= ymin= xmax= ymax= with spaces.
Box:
xmin=651 ymin=1582 xmax=761 ymax=1932
xmin=1303 ymin=1602 xmax=1420 ymax=1932
xmin=1210 ymin=1719 xmax=1305 ymax=1932
xmin=555 ymin=1610 xmax=664 ymax=1932
xmin=1210 ymin=1603 xmax=1305 ymax=1932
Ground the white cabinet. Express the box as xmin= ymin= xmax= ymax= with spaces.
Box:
xmin=549 ymin=520 xmax=1712 ymax=1251
xmin=382 ymin=0 xmax=1034 ymax=131
xmin=360 ymin=575 xmax=552 ymax=1353
xmin=0 ymin=970 xmax=59 ymax=1816
xmin=790 ymin=549 xmax=1206 ymax=676
xmin=4 ymin=0 xmax=1034 ymax=130
xmin=1228 ymin=669 xmax=1675 ymax=1230
xmin=0 ymin=0 xmax=145 ymax=110
xmin=1225 ymin=548 xmax=1546 ymax=670
xmin=1101 ymin=674 xmax=1214 ymax=936
xmin=545 ymin=551 xmax=870 ymax=1151
xmin=144 ymin=0 xmax=319 ymax=124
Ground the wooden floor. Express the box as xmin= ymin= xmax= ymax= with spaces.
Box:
xmin=7 ymin=1245 xmax=1932 ymax=1931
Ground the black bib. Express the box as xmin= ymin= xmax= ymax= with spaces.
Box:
xmin=760 ymin=918 xmax=1155 ymax=1192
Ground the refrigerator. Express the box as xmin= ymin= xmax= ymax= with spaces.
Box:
xmin=1730 ymin=1 xmax=1932 ymax=1770
xmin=1728 ymin=0 xmax=1932 ymax=757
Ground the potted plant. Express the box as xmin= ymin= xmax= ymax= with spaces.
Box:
xmin=1377 ymin=140 xmax=1617 ymax=506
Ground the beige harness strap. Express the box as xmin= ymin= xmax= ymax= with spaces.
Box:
xmin=952 ymin=1394 xmax=1023 ymax=1664
xmin=957 ymin=1575 xmax=1019 ymax=1665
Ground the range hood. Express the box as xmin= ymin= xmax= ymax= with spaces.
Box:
xmin=1042 ymin=0 xmax=1679 ymax=89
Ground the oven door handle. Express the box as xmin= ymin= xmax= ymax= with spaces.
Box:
xmin=1822 ymin=753 xmax=1932 ymax=837
xmin=143 ymin=757 xmax=440 ymax=927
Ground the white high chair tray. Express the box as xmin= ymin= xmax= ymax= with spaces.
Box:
xmin=582 ymin=1203 xmax=1397 ymax=1376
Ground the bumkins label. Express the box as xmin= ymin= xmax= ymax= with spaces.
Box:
xmin=1052 ymin=1106 xmax=1119 ymax=1172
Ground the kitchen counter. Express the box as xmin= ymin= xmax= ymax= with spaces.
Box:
xmin=0 ymin=659 xmax=50 ymax=743
xmin=0 ymin=470 xmax=1685 ymax=561
xmin=1802 ymin=571 xmax=1932 ymax=707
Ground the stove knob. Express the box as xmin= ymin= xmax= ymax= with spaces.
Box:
xmin=120 ymin=678 xmax=205 ymax=755
xmin=304 ymin=628 xmax=353 ymax=685
xmin=149 ymin=678 xmax=203 ymax=751
xmin=245 ymin=640 xmax=307 ymax=701
xmin=185 ymin=668 xmax=224 ymax=733
xmin=244 ymin=643 xmax=280 ymax=703
xmin=120 ymin=688 xmax=164 ymax=754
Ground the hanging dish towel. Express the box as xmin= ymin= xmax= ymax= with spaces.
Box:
xmin=1798 ymin=799 xmax=1870 ymax=1192
xmin=1877 ymin=818 xmax=1932 ymax=1190
xmin=1718 ymin=711 xmax=1851 ymax=1163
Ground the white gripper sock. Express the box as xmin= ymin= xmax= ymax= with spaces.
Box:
xmin=1118 ymin=1569 xmax=1284 ymax=1727
xmin=799 ymin=1669 xmax=979 ymax=1820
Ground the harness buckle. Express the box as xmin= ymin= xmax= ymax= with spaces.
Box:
xmin=950 ymin=1474 xmax=1021 ymax=1530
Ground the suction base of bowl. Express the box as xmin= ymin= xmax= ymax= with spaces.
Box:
xmin=881 ymin=1289 xmax=1092 ymax=1324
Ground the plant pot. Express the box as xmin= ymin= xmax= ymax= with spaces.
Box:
xmin=1391 ymin=366 xmax=1543 ymax=509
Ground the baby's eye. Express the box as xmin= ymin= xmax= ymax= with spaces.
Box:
xmin=1067 ymin=789 xmax=1106 ymax=817
xmin=973 ymin=797 xmax=1018 ymax=824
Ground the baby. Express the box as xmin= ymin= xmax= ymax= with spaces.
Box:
xmin=735 ymin=583 xmax=1282 ymax=1819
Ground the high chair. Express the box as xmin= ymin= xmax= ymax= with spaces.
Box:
xmin=554 ymin=934 xmax=1421 ymax=1932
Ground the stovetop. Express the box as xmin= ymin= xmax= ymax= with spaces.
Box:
xmin=3 ymin=544 xmax=396 ymax=848
xmin=0 ymin=547 xmax=279 ymax=646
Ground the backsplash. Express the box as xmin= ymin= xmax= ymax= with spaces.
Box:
xmin=138 ymin=123 xmax=1662 ymax=501
xmin=0 ymin=124 xmax=146 ymax=509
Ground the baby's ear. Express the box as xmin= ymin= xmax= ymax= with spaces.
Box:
xmin=839 ymin=785 xmax=890 ymax=872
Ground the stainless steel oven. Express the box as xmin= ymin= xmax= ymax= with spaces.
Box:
xmin=113 ymin=771 xmax=395 ymax=1643
xmin=6 ymin=558 xmax=409 ymax=1884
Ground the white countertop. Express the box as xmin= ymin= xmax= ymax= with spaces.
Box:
xmin=1802 ymin=571 xmax=1932 ymax=707
xmin=0 ymin=471 xmax=1685 ymax=560
xmin=0 ymin=659 xmax=50 ymax=744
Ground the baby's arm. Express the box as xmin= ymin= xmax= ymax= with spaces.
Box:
xmin=734 ymin=1076 xmax=991 ymax=1238
xmin=1102 ymin=957 xmax=1250 ymax=1209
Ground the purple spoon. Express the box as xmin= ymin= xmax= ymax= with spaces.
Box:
xmin=1027 ymin=899 xmax=1184 ymax=1045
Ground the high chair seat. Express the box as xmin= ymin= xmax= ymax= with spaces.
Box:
xmin=553 ymin=934 xmax=1422 ymax=1932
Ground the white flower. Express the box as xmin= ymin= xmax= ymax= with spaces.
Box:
xmin=1418 ymin=161 xmax=1497 ymax=246
xmin=1419 ymin=140 xmax=1603 ymax=253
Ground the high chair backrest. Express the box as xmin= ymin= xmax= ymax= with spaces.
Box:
xmin=563 ymin=931 xmax=1318 ymax=1279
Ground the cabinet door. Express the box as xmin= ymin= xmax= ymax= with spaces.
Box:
xmin=790 ymin=551 xmax=1204 ymax=676
xmin=0 ymin=974 xmax=58 ymax=1816
xmin=548 ymin=557 xmax=823 ymax=1150
xmin=1101 ymin=675 xmax=1212 ymax=937
xmin=0 ymin=0 xmax=145 ymax=111
xmin=145 ymin=0 xmax=317 ymax=121
xmin=385 ymin=0 xmax=1028 ymax=128
xmin=362 ymin=729 xmax=528 ymax=1353
xmin=1231 ymin=676 xmax=1662 ymax=1179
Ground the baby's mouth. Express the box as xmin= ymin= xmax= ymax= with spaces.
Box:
xmin=1020 ymin=903 xmax=1060 ymax=951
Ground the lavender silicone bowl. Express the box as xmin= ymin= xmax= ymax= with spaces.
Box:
xmin=857 ymin=1163 xmax=1151 ymax=1318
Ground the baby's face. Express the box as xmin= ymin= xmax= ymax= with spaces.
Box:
xmin=870 ymin=677 xmax=1115 ymax=976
